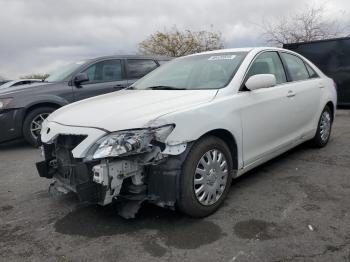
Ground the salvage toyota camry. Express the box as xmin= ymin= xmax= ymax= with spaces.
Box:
xmin=36 ymin=47 xmax=337 ymax=218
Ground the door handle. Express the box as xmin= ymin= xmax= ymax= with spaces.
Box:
xmin=318 ymin=83 xmax=325 ymax=89
xmin=287 ymin=90 xmax=296 ymax=98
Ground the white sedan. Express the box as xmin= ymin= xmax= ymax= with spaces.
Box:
xmin=37 ymin=47 xmax=337 ymax=218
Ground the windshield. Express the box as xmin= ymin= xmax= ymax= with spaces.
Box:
xmin=0 ymin=80 xmax=16 ymax=89
xmin=46 ymin=61 xmax=86 ymax=82
xmin=133 ymin=52 xmax=247 ymax=90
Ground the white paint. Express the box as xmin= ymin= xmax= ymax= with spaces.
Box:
xmin=245 ymin=74 xmax=276 ymax=90
xmin=162 ymin=143 xmax=187 ymax=155
xmin=40 ymin=120 xmax=106 ymax=158
xmin=42 ymin=47 xmax=337 ymax=175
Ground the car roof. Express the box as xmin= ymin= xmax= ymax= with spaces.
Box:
xmin=188 ymin=47 xmax=287 ymax=56
xmin=15 ymin=79 xmax=42 ymax=82
xmin=88 ymin=55 xmax=171 ymax=63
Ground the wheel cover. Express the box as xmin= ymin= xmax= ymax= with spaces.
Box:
xmin=320 ymin=111 xmax=331 ymax=142
xmin=193 ymin=149 xmax=228 ymax=206
xmin=30 ymin=113 xmax=50 ymax=140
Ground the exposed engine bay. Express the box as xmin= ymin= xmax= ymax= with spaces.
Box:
xmin=36 ymin=125 xmax=189 ymax=218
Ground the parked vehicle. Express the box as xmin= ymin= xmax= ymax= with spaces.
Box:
xmin=37 ymin=47 xmax=336 ymax=218
xmin=0 ymin=79 xmax=42 ymax=89
xmin=284 ymin=37 xmax=350 ymax=105
xmin=0 ymin=55 xmax=168 ymax=146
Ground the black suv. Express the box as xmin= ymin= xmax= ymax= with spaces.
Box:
xmin=0 ymin=55 xmax=168 ymax=146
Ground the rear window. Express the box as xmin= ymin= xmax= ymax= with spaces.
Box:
xmin=127 ymin=59 xmax=158 ymax=78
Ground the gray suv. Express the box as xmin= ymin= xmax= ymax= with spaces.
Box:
xmin=0 ymin=55 xmax=168 ymax=146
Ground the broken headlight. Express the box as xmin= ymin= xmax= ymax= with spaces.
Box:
xmin=88 ymin=125 xmax=175 ymax=160
xmin=0 ymin=98 xmax=13 ymax=110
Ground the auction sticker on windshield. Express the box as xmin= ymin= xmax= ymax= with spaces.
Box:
xmin=208 ymin=55 xmax=236 ymax=60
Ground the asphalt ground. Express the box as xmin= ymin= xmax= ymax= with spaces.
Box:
xmin=0 ymin=110 xmax=349 ymax=262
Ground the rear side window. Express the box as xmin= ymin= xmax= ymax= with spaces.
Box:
xmin=127 ymin=59 xmax=158 ymax=78
xmin=305 ymin=63 xmax=319 ymax=78
xmin=246 ymin=51 xmax=287 ymax=84
xmin=83 ymin=59 xmax=123 ymax=83
xmin=281 ymin=53 xmax=310 ymax=81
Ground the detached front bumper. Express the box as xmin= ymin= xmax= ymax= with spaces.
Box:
xmin=0 ymin=108 xmax=25 ymax=143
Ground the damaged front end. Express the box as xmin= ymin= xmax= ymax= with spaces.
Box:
xmin=36 ymin=124 xmax=189 ymax=218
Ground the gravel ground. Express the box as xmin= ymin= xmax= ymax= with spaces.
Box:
xmin=0 ymin=110 xmax=350 ymax=262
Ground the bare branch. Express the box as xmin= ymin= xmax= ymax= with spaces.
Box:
xmin=262 ymin=5 xmax=345 ymax=46
xmin=138 ymin=26 xmax=224 ymax=57
xmin=20 ymin=73 xmax=49 ymax=80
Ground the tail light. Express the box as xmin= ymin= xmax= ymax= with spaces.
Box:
xmin=333 ymin=79 xmax=337 ymax=91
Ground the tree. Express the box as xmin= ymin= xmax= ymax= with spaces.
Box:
xmin=139 ymin=26 xmax=224 ymax=57
xmin=20 ymin=73 xmax=49 ymax=80
xmin=263 ymin=6 xmax=344 ymax=46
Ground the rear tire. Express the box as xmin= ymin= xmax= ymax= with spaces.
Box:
xmin=310 ymin=105 xmax=333 ymax=148
xmin=23 ymin=107 xmax=56 ymax=147
xmin=178 ymin=136 xmax=233 ymax=217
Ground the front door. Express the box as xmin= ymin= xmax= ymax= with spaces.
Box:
xmin=73 ymin=59 xmax=128 ymax=101
xmin=239 ymin=51 xmax=296 ymax=166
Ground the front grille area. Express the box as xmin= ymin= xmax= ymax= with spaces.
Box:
xmin=44 ymin=135 xmax=91 ymax=188
xmin=38 ymin=134 xmax=102 ymax=203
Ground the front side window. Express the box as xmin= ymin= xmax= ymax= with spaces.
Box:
xmin=133 ymin=52 xmax=247 ymax=90
xmin=127 ymin=59 xmax=158 ymax=78
xmin=83 ymin=59 xmax=123 ymax=83
xmin=46 ymin=61 xmax=86 ymax=82
xmin=281 ymin=53 xmax=310 ymax=81
xmin=246 ymin=51 xmax=287 ymax=84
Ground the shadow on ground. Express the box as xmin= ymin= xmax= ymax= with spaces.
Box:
xmin=54 ymin=203 xmax=225 ymax=250
xmin=0 ymin=139 xmax=30 ymax=150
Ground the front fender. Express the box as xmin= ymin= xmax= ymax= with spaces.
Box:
xmin=24 ymin=94 xmax=69 ymax=109
xmin=157 ymin=96 xmax=243 ymax=169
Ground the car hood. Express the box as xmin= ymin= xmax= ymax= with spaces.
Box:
xmin=0 ymin=82 xmax=53 ymax=95
xmin=48 ymin=89 xmax=217 ymax=131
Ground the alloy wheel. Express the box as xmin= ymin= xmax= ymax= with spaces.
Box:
xmin=30 ymin=113 xmax=50 ymax=140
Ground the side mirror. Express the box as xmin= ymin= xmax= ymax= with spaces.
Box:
xmin=245 ymin=74 xmax=277 ymax=91
xmin=73 ymin=73 xmax=89 ymax=86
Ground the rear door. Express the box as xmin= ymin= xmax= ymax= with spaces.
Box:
xmin=279 ymin=52 xmax=322 ymax=137
xmin=73 ymin=59 xmax=128 ymax=101
xmin=126 ymin=59 xmax=159 ymax=86
xmin=239 ymin=51 xmax=296 ymax=166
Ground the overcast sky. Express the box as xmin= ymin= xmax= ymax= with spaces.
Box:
xmin=0 ymin=0 xmax=349 ymax=78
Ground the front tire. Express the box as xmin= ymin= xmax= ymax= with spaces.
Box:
xmin=178 ymin=136 xmax=233 ymax=217
xmin=311 ymin=105 xmax=333 ymax=148
xmin=23 ymin=107 xmax=56 ymax=147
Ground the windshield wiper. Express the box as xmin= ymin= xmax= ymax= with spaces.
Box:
xmin=145 ymin=85 xmax=186 ymax=90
